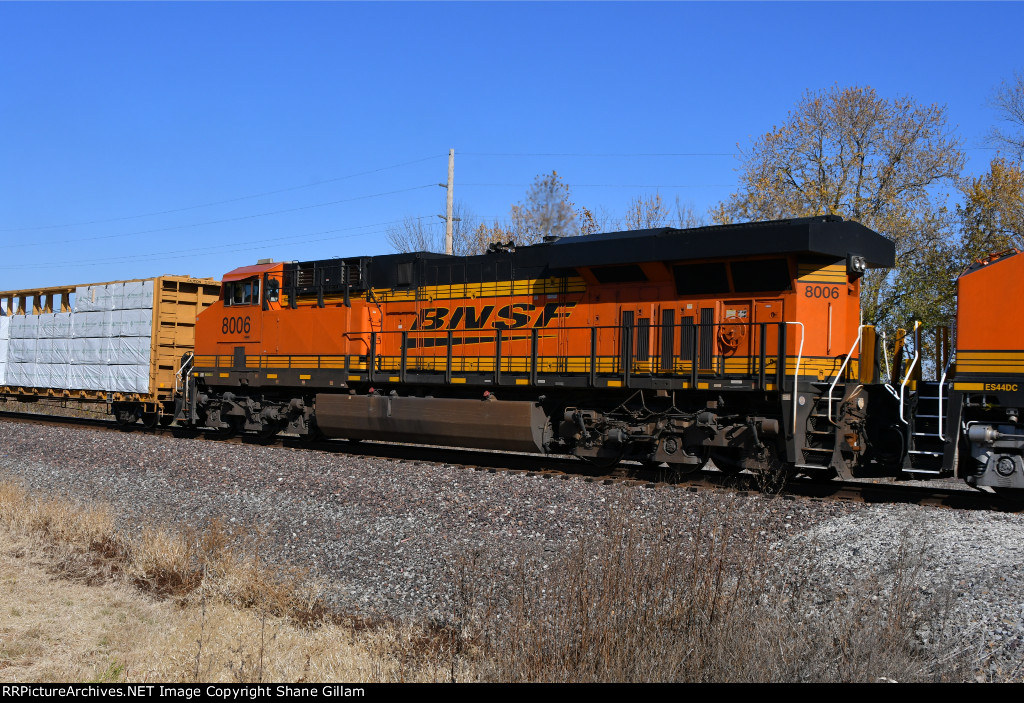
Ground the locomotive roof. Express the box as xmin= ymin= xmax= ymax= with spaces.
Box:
xmin=258 ymin=216 xmax=895 ymax=291
xmin=535 ymin=215 xmax=894 ymax=270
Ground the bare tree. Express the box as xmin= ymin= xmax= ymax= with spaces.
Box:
xmin=622 ymin=193 xmax=669 ymax=230
xmin=507 ymin=171 xmax=579 ymax=244
xmin=988 ymin=71 xmax=1024 ymax=162
xmin=449 ymin=201 xmax=481 ymax=256
xmin=674 ymin=196 xmax=707 ymax=229
xmin=386 ymin=202 xmax=480 ymax=255
xmin=385 ymin=215 xmax=438 ymax=253
xmin=473 ymin=171 xmax=583 ymax=247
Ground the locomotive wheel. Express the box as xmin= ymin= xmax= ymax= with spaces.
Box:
xmin=256 ymin=425 xmax=281 ymax=445
xmin=670 ymin=447 xmax=711 ymax=477
xmin=579 ymin=450 xmax=623 ymax=473
xmin=993 ymin=487 xmax=1024 ymax=505
xmin=214 ymin=417 xmax=241 ymax=439
xmin=804 ymin=466 xmax=838 ymax=482
xmin=709 ymin=448 xmax=744 ymax=475
xmin=644 ymin=447 xmax=711 ymax=478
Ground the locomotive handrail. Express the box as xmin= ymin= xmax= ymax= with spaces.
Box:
xmin=827 ymin=325 xmax=867 ymax=426
xmin=784 ymin=321 xmax=805 ymax=431
xmin=938 ymin=346 xmax=955 ymax=441
xmin=366 ymin=320 xmax=791 ymax=387
xmin=879 ymin=329 xmax=892 ymax=383
xmin=899 ymin=322 xmax=922 ymax=424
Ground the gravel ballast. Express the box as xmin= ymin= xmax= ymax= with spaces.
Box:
xmin=1 ymin=419 xmax=1022 ymax=680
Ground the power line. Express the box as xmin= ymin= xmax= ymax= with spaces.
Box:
xmin=0 ymin=154 xmax=445 ymax=233
xmin=5 ymin=185 xmax=437 ymax=250
xmin=1 ymin=226 xmax=389 ymax=270
xmin=0 ymin=214 xmax=436 ymax=270
xmin=460 ymin=152 xmax=738 ymax=157
xmin=461 ymin=183 xmax=736 ymax=188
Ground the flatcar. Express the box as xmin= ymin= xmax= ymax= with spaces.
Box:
xmin=0 ymin=276 xmax=219 ymax=424
xmin=183 ymin=215 xmax=915 ymax=486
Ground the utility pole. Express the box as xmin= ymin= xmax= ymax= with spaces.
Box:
xmin=445 ymin=149 xmax=454 ymax=255
xmin=438 ymin=149 xmax=457 ymax=255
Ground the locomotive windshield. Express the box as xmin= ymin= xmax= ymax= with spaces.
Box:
xmin=224 ymin=277 xmax=260 ymax=306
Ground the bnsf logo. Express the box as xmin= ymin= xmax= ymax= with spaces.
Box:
xmin=412 ymin=303 xmax=576 ymax=331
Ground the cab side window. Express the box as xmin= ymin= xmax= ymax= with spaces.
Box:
xmin=224 ymin=278 xmax=260 ymax=306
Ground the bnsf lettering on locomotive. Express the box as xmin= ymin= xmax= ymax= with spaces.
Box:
xmin=221 ymin=316 xmax=251 ymax=335
xmin=417 ymin=307 xmax=450 ymax=331
xmin=984 ymin=383 xmax=1019 ymax=392
xmin=449 ymin=305 xmax=495 ymax=330
xmin=535 ymin=301 xmax=577 ymax=328
xmin=493 ymin=303 xmax=535 ymax=330
xmin=804 ymin=285 xmax=840 ymax=299
xmin=411 ymin=303 xmax=574 ymax=331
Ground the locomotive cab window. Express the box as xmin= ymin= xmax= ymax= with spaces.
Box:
xmin=225 ymin=278 xmax=260 ymax=306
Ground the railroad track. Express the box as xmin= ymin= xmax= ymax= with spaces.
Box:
xmin=1 ymin=408 xmax=1019 ymax=513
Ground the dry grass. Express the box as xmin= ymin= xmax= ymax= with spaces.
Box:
xmin=0 ymin=527 xmax=463 ymax=682
xmin=447 ymin=502 xmax=973 ymax=683
xmin=0 ymin=480 xmax=462 ymax=682
xmin=0 ymin=479 xmax=979 ymax=682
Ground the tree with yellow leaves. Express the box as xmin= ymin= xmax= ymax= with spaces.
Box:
xmin=713 ymin=85 xmax=965 ymax=331
xmin=957 ymin=157 xmax=1024 ymax=265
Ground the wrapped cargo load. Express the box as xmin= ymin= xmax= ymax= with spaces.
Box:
xmin=118 ymin=280 xmax=154 ymax=310
xmin=0 ymin=315 xmax=9 ymax=385
xmin=1 ymin=276 xmax=219 ymax=413
xmin=74 ymin=284 xmax=115 ymax=312
xmin=120 ymin=309 xmax=153 ymax=337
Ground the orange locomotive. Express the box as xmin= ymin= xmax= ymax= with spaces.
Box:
xmin=184 ymin=216 xmax=896 ymax=483
xmin=940 ymin=249 xmax=1024 ymax=491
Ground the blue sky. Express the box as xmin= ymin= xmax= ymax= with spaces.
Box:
xmin=1 ymin=1 xmax=1021 ymax=290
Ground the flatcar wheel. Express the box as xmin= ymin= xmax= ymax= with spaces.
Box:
xmin=114 ymin=405 xmax=140 ymax=427
xmin=709 ymin=448 xmax=744 ymax=476
xmin=140 ymin=412 xmax=160 ymax=429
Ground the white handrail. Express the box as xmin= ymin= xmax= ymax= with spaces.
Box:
xmin=828 ymin=325 xmax=867 ymax=425
xmin=175 ymin=351 xmax=194 ymax=393
xmin=879 ymin=329 xmax=892 ymax=383
xmin=938 ymin=346 xmax=955 ymax=441
xmin=899 ymin=323 xmax=922 ymax=424
xmin=785 ymin=321 xmax=805 ymax=431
